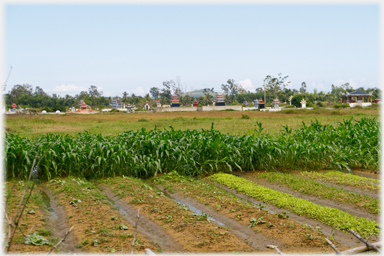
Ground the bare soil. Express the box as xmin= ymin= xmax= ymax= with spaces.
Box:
xmin=45 ymin=178 xmax=161 ymax=253
xmin=39 ymin=186 xmax=80 ymax=253
xmin=5 ymin=181 xmax=52 ymax=253
xmin=100 ymin=185 xmax=183 ymax=253
xmin=99 ymin=177 xmax=255 ymax=253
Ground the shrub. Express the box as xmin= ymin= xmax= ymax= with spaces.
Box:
xmin=291 ymin=95 xmax=305 ymax=108
xmin=241 ymin=114 xmax=250 ymax=119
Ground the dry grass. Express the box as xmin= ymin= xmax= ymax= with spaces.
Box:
xmin=5 ymin=108 xmax=380 ymax=138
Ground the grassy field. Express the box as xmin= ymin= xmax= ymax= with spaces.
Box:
xmin=4 ymin=107 xmax=380 ymax=137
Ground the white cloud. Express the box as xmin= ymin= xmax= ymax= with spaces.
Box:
xmin=47 ymin=84 xmax=87 ymax=96
xmin=311 ymin=82 xmax=325 ymax=90
xmin=133 ymin=87 xmax=145 ymax=96
xmin=239 ymin=79 xmax=255 ymax=91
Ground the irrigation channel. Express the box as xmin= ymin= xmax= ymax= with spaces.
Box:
xmin=4 ymin=168 xmax=380 ymax=254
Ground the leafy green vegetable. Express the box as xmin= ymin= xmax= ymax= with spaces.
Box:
xmin=24 ymin=233 xmax=49 ymax=246
xmin=209 ymin=173 xmax=379 ymax=238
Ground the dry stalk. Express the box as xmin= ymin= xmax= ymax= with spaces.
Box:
xmin=131 ymin=207 xmax=141 ymax=254
xmin=47 ymin=226 xmax=74 ymax=255
xmin=12 ymin=156 xmax=37 ymax=225
xmin=7 ymin=139 xmax=57 ymax=252
xmin=325 ymin=238 xmax=340 ymax=254
xmin=350 ymin=229 xmax=381 ymax=253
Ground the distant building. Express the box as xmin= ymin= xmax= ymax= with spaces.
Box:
xmin=214 ymin=93 xmax=225 ymax=106
xmin=193 ymin=100 xmax=198 ymax=107
xmin=111 ymin=98 xmax=122 ymax=109
xmin=171 ymin=95 xmax=180 ymax=107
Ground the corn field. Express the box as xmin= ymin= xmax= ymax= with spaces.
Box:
xmin=4 ymin=117 xmax=379 ymax=180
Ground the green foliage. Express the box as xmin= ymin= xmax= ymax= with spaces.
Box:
xmin=291 ymin=94 xmax=305 ymax=108
xmin=24 ymin=233 xmax=49 ymax=246
xmin=301 ymin=171 xmax=379 ymax=190
xmin=4 ymin=117 xmax=380 ymax=180
xmin=209 ymin=173 xmax=379 ymax=238
xmin=258 ymin=172 xmax=380 ymax=214
xmin=241 ymin=115 xmax=250 ymax=120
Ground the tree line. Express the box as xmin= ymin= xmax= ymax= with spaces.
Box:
xmin=4 ymin=74 xmax=381 ymax=111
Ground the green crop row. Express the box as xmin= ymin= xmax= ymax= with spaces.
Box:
xmin=300 ymin=171 xmax=380 ymax=190
xmin=4 ymin=117 xmax=379 ymax=180
xmin=208 ymin=173 xmax=379 ymax=238
xmin=257 ymin=172 xmax=379 ymax=214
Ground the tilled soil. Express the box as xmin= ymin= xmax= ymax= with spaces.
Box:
xmin=5 ymin=181 xmax=53 ymax=253
xmin=45 ymin=178 xmax=161 ymax=253
xmin=236 ymin=172 xmax=379 ymax=222
xmin=209 ymin=181 xmax=379 ymax=248
xmin=99 ymin=177 xmax=255 ymax=253
xmin=100 ymin=185 xmax=183 ymax=253
xmin=39 ymin=186 xmax=80 ymax=253
xmin=154 ymin=184 xmax=284 ymax=253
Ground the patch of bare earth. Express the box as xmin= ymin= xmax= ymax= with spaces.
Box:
xmin=46 ymin=178 xmax=161 ymax=253
xmin=99 ymin=177 xmax=254 ymax=253
xmin=99 ymin=185 xmax=183 ymax=253
xmin=5 ymin=181 xmax=52 ymax=253
xmin=152 ymin=176 xmax=349 ymax=254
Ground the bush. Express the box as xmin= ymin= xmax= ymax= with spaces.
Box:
xmin=241 ymin=114 xmax=250 ymax=119
xmin=291 ymin=95 xmax=305 ymax=108
xmin=333 ymin=104 xmax=346 ymax=109
xmin=138 ymin=118 xmax=149 ymax=122
xmin=110 ymin=108 xmax=119 ymax=112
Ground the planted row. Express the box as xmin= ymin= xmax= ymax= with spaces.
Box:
xmin=152 ymin=172 xmax=327 ymax=248
xmin=256 ymin=172 xmax=380 ymax=214
xmin=300 ymin=171 xmax=380 ymax=190
xmin=208 ymin=173 xmax=379 ymax=238
xmin=5 ymin=117 xmax=379 ymax=180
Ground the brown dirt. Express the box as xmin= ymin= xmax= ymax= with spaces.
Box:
xmin=39 ymin=186 xmax=80 ymax=253
xmin=100 ymin=177 xmax=255 ymax=253
xmin=152 ymin=178 xmax=355 ymax=253
xmin=353 ymin=170 xmax=380 ymax=180
xmin=236 ymin=172 xmax=379 ymax=222
xmin=99 ymin=185 xmax=183 ymax=253
xmin=154 ymin=184 xmax=287 ymax=253
xmin=5 ymin=181 xmax=52 ymax=253
xmin=46 ymin=178 xmax=161 ymax=253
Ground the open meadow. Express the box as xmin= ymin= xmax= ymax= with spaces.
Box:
xmin=3 ymin=107 xmax=381 ymax=254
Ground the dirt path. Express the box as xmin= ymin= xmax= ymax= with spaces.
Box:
xmin=153 ymin=184 xmax=280 ymax=253
xmin=99 ymin=185 xmax=184 ymax=253
xmin=236 ymin=172 xmax=379 ymax=222
xmin=207 ymin=180 xmax=378 ymax=249
xmin=39 ymin=186 xmax=80 ymax=253
xmin=353 ymin=170 xmax=380 ymax=180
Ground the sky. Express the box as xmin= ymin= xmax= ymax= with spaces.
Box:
xmin=3 ymin=3 xmax=380 ymax=97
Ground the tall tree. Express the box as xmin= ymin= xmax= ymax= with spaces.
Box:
xmin=122 ymin=91 xmax=128 ymax=103
xmin=161 ymin=80 xmax=173 ymax=104
xmin=88 ymin=85 xmax=102 ymax=97
xmin=203 ymin=88 xmax=214 ymax=105
xmin=300 ymin=82 xmax=307 ymax=94
xmin=149 ymin=87 xmax=160 ymax=99
xmin=221 ymin=79 xmax=239 ymax=104
xmin=264 ymin=73 xmax=290 ymax=99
